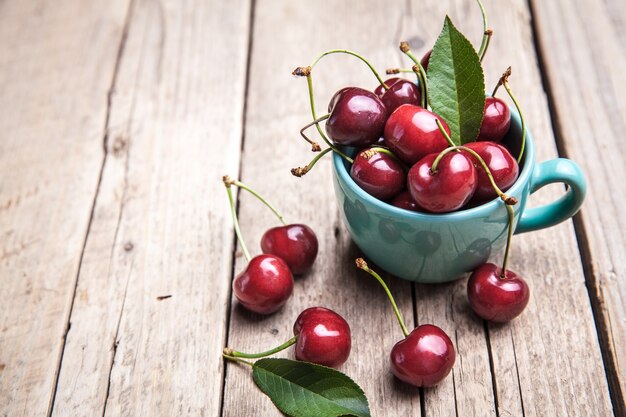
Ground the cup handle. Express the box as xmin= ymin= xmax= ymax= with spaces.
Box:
xmin=515 ymin=158 xmax=587 ymax=234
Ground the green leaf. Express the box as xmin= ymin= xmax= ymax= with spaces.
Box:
xmin=252 ymin=358 xmax=371 ymax=417
xmin=428 ymin=16 xmax=485 ymax=145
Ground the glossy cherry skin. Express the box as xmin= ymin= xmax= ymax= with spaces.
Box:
xmin=384 ymin=104 xmax=451 ymax=164
xmin=390 ymin=190 xmax=421 ymax=212
xmin=233 ymin=254 xmax=293 ymax=314
xmin=390 ymin=324 xmax=455 ymax=387
xmin=408 ymin=152 xmax=478 ymax=213
xmin=374 ymin=78 xmax=421 ymax=114
xmin=261 ymin=224 xmax=318 ymax=275
xmin=464 ymin=141 xmax=519 ymax=201
xmin=350 ymin=148 xmax=405 ymax=201
xmin=467 ymin=263 xmax=530 ymax=322
xmin=325 ymin=87 xmax=387 ymax=147
xmin=479 ymin=97 xmax=511 ymax=142
xmin=293 ymin=307 xmax=351 ymax=368
xmin=420 ymin=49 xmax=432 ymax=72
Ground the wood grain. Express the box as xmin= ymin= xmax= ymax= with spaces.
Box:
xmin=50 ymin=0 xmax=252 ymax=415
xmin=530 ymin=0 xmax=626 ymax=413
xmin=0 ymin=1 xmax=130 ymax=415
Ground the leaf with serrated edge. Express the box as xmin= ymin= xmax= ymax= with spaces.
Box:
xmin=252 ymin=358 xmax=371 ymax=417
xmin=428 ymin=16 xmax=485 ymax=145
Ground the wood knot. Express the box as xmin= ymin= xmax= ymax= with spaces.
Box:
xmin=124 ymin=241 xmax=134 ymax=251
xmin=112 ymin=135 xmax=128 ymax=157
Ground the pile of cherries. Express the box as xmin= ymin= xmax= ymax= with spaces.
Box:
xmin=304 ymin=67 xmax=519 ymax=214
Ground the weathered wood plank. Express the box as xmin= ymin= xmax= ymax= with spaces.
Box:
xmin=221 ymin=1 xmax=420 ymax=415
xmin=50 ymin=0 xmax=251 ymax=415
xmin=0 ymin=1 xmax=130 ymax=415
xmin=530 ymin=0 xmax=626 ymax=413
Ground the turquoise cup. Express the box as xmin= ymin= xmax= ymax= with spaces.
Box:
xmin=331 ymin=111 xmax=587 ymax=283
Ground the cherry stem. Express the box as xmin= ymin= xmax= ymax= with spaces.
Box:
xmin=362 ymin=147 xmax=409 ymax=172
xmin=492 ymin=68 xmax=525 ymax=163
xmin=311 ymin=49 xmax=389 ymax=90
xmin=223 ymin=177 xmax=251 ymax=262
xmin=291 ymin=147 xmax=336 ymax=177
xmin=300 ymin=72 xmax=352 ymax=162
xmin=435 ymin=118 xmax=457 ymax=148
xmin=223 ymin=177 xmax=287 ymax=225
xmin=399 ymin=42 xmax=429 ymax=109
xmin=411 ymin=64 xmax=427 ymax=109
xmin=222 ymin=352 xmax=254 ymax=367
xmin=300 ymin=114 xmax=329 ymax=152
xmin=355 ymin=258 xmax=410 ymax=338
xmin=480 ymin=30 xmax=493 ymax=63
xmin=500 ymin=204 xmax=515 ymax=277
xmin=385 ymin=68 xmax=414 ymax=74
xmin=223 ymin=337 xmax=297 ymax=359
xmin=476 ymin=0 xmax=490 ymax=60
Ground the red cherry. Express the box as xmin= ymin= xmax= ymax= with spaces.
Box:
xmin=233 ymin=254 xmax=294 ymax=314
xmin=420 ymin=49 xmax=432 ymax=72
xmin=374 ymin=78 xmax=421 ymax=114
xmin=479 ymin=97 xmax=511 ymax=142
xmin=350 ymin=148 xmax=405 ymax=201
xmin=293 ymin=307 xmax=351 ymax=368
xmin=390 ymin=324 xmax=455 ymax=387
xmin=464 ymin=141 xmax=519 ymax=201
xmin=384 ymin=104 xmax=451 ymax=164
xmin=390 ymin=190 xmax=421 ymax=212
xmin=467 ymin=263 xmax=530 ymax=322
xmin=261 ymin=224 xmax=318 ymax=275
xmin=407 ymin=151 xmax=477 ymax=213
xmin=325 ymin=87 xmax=387 ymax=147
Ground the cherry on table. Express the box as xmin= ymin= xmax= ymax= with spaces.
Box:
xmin=408 ymin=151 xmax=478 ymax=213
xmin=384 ymin=104 xmax=451 ymax=164
xmin=390 ymin=324 xmax=455 ymax=387
xmin=464 ymin=141 xmax=519 ymax=201
xmin=374 ymin=77 xmax=421 ymax=114
xmin=293 ymin=307 xmax=352 ymax=368
xmin=233 ymin=254 xmax=294 ymax=315
xmin=325 ymin=87 xmax=387 ymax=147
xmin=479 ymin=97 xmax=511 ymax=142
xmin=261 ymin=224 xmax=318 ymax=275
xmin=467 ymin=263 xmax=530 ymax=322
xmin=350 ymin=147 xmax=405 ymax=201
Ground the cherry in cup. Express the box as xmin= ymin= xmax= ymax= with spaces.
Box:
xmin=374 ymin=77 xmax=421 ymax=114
xmin=350 ymin=147 xmax=406 ymax=201
xmin=479 ymin=96 xmax=511 ymax=142
xmin=223 ymin=306 xmax=351 ymax=368
xmin=356 ymin=258 xmax=455 ymax=387
xmin=464 ymin=141 xmax=518 ymax=201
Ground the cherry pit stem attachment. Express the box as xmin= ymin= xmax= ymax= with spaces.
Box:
xmin=292 ymin=67 xmax=353 ymax=163
xmin=491 ymin=67 xmax=526 ymax=164
xmin=310 ymin=49 xmax=389 ymax=90
xmin=291 ymin=147 xmax=334 ymax=177
xmin=356 ymin=258 xmax=410 ymax=338
xmin=400 ymin=41 xmax=429 ymax=109
xmin=364 ymin=147 xmax=410 ymax=172
xmin=223 ymin=337 xmax=298 ymax=359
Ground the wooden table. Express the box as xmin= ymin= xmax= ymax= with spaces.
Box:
xmin=1 ymin=0 xmax=624 ymax=415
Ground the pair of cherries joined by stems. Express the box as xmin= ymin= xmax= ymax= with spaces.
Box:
xmin=223 ymin=176 xmax=318 ymax=314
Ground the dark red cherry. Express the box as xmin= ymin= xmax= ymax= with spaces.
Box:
xmin=467 ymin=263 xmax=530 ymax=322
xmin=420 ymin=49 xmax=432 ymax=72
xmin=407 ymin=151 xmax=477 ymax=213
xmin=390 ymin=190 xmax=421 ymax=212
xmin=325 ymin=87 xmax=387 ymax=147
xmin=479 ymin=97 xmax=511 ymax=142
xmin=261 ymin=224 xmax=318 ymax=275
xmin=374 ymin=78 xmax=421 ymax=114
xmin=390 ymin=324 xmax=455 ymax=387
xmin=350 ymin=148 xmax=405 ymax=201
xmin=293 ymin=307 xmax=351 ymax=368
xmin=464 ymin=141 xmax=519 ymax=201
xmin=233 ymin=254 xmax=294 ymax=314
xmin=384 ymin=104 xmax=451 ymax=164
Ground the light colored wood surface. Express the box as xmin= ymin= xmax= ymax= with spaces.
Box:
xmin=0 ymin=0 xmax=623 ymax=416
xmin=530 ymin=0 xmax=626 ymax=414
xmin=0 ymin=1 xmax=130 ymax=415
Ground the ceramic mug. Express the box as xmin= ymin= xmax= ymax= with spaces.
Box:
xmin=331 ymin=111 xmax=586 ymax=283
